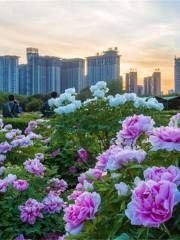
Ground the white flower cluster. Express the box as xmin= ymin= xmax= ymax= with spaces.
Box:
xmin=53 ymin=88 xmax=82 ymax=115
xmin=108 ymin=93 xmax=164 ymax=111
xmin=90 ymin=81 xmax=109 ymax=98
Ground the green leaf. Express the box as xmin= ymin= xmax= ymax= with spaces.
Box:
xmin=114 ymin=233 xmax=129 ymax=240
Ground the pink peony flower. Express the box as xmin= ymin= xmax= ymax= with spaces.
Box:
xmin=117 ymin=115 xmax=154 ymax=145
xmin=28 ymin=120 xmax=38 ymax=129
xmin=0 ymin=154 xmax=6 ymax=164
xmin=48 ymin=178 xmax=68 ymax=193
xmin=50 ymin=148 xmax=60 ymax=158
xmin=35 ymin=153 xmax=44 ymax=161
xmin=0 ymin=142 xmax=11 ymax=153
xmin=75 ymin=192 xmax=101 ymax=219
xmin=169 ymin=113 xmax=180 ymax=128
xmin=64 ymin=192 xmax=101 ymax=234
xmin=115 ymin=182 xmax=128 ymax=196
xmin=24 ymin=158 xmax=45 ymax=176
xmin=64 ymin=205 xmax=87 ymax=234
xmin=5 ymin=174 xmax=17 ymax=184
xmin=16 ymin=234 xmax=25 ymax=240
xmin=149 ymin=127 xmax=180 ymax=151
xmin=95 ymin=145 xmax=122 ymax=170
xmin=42 ymin=233 xmax=65 ymax=240
xmin=86 ymin=168 xmax=103 ymax=181
xmin=13 ymin=180 xmax=29 ymax=191
xmin=4 ymin=124 xmax=12 ymax=130
xmin=0 ymin=179 xmax=8 ymax=192
xmin=19 ymin=198 xmax=44 ymax=225
xmin=144 ymin=166 xmax=180 ymax=185
xmin=105 ymin=148 xmax=146 ymax=171
xmin=68 ymin=166 xmax=77 ymax=174
xmin=125 ymin=180 xmax=180 ymax=227
xmin=11 ymin=137 xmax=33 ymax=148
xmin=24 ymin=127 xmax=32 ymax=134
xmin=77 ymin=148 xmax=88 ymax=161
xmin=78 ymin=168 xmax=103 ymax=185
xmin=43 ymin=191 xmax=64 ymax=214
xmin=68 ymin=190 xmax=83 ymax=201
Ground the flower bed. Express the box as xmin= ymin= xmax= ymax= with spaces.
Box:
xmin=0 ymin=82 xmax=180 ymax=240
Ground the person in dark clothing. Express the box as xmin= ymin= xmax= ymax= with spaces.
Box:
xmin=2 ymin=95 xmax=21 ymax=118
xmin=41 ymin=91 xmax=58 ymax=117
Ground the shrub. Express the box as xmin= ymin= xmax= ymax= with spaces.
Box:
xmin=26 ymin=98 xmax=43 ymax=112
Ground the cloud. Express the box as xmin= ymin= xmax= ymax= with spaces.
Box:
xmin=0 ymin=0 xmax=179 ymax=92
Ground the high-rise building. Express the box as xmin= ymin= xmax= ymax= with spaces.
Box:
xmin=26 ymin=48 xmax=61 ymax=95
xmin=46 ymin=57 xmax=62 ymax=93
xmin=19 ymin=64 xmax=27 ymax=95
xmin=137 ymin=85 xmax=143 ymax=96
xmin=26 ymin=48 xmax=39 ymax=95
xmin=61 ymin=58 xmax=85 ymax=93
xmin=144 ymin=76 xmax=153 ymax=96
xmin=87 ymin=47 xmax=120 ymax=86
xmin=125 ymin=73 xmax=130 ymax=93
xmin=152 ymin=69 xmax=161 ymax=96
xmin=0 ymin=56 xmax=19 ymax=93
xmin=125 ymin=69 xmax=137 ymax=93
xmin=175 ymin=57 xmax=180 ymax=93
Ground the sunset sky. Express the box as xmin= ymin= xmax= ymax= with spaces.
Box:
xmin=0 ymin=0 xmax=180 ymax=93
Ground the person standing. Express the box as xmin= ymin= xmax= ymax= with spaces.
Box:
xmin=2 ymin=95 xmax=21 ymax=118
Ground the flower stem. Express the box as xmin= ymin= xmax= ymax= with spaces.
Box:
xmin=162 ymin=223 xmax=170 ymax=237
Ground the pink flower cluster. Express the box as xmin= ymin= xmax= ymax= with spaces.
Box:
xmin=24 ymin=158 xmax=45 ymax=176
xmin=64 ymin=191 xmax=101 ymax=234
xmin=125 ymin=180 xmax=180 ymax=227
xmin=43 ymin=191 xmax=64 ymax=213
xmin=0 ymin=173 xmax=29 ymax=192
xmin=11 ymin=137 xmax=33 ymax=148
xmin=97 ymin=147 xmax=146 ymax=171
xmin=149 ymin=127 xmax=180 ymax=151
xmin=144 ymin=166 xmax=180 ymax=185
xmin=0 ymin=174 xmax=17 ymax=192
xmin=5 ymin=129 xmax=22 ymax=140
xmin=19 ymin=198 xmax=44 ymax=224
xmin=117 ymin=115 xmax=154 ymax=145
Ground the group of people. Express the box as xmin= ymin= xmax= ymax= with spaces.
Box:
xmin=2 ymin=92 xmax=58 ymax=118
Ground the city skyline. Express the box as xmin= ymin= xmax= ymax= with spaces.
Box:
xmin=0 ymin=1 xmax=180 ymax=93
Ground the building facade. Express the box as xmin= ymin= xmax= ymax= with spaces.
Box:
xmin=144 ymin=76 xmax=153 ymax=96
xmin=26 ymin=48 xmax=62 ymax=95
xmin=87 ymin=47 xmax=120 ymax=86
xmin=0 ymin=56 xmax=19 ymax=93
xmin=152 ymin=69 xmax=161 ymax=96
xmin=125 ymin=69 xmax=137 ymax=93
xmin=61 ymin=58 xmax=85 ymax=93
xmin=19 ymin=64 xmax=27 ymax=95
xmin=175 ymin=57 xmax=180 ymax=93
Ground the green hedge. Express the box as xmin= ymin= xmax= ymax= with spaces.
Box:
xmin=3 ymin=113 xmax=39 ymax=131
